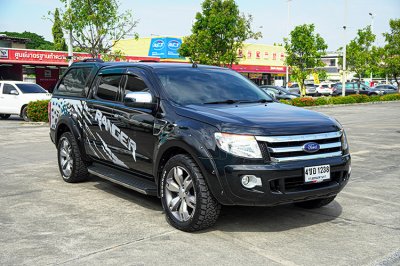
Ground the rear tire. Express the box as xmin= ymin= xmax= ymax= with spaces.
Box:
xmin=57 ymin=132 xmax=88 ymax=183
xmin=294 ymin=196 xmax=336 ymax=209
xmin=0 ymin=114 xmax=11 ymax=120
xmin=160 ymin=154 xmax=221 ymax=232
xmin=21 ymin=106 xmax=29 ymax=122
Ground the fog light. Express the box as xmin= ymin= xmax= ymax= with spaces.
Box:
xmin=241 ymin=175 xmax=262 ymax=189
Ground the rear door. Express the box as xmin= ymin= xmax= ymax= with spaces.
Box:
xmin=85 ymin=68 xmax=128 ymax=168
xmin=111 ymin=67 xmax=158 ymax=175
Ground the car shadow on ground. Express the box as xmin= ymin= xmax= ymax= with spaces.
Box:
xmin=89 ymin=175 xmax=163 ymax=212
xmin=213 ymin=202 xmax=342 ymax=233
xmin=0 ymin=115 xmax=23 ymax=121
xmin=88 ymin=175 xmax=343 ymax=233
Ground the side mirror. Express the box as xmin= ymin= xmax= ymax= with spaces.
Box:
xmin=10 ymin=89 xmax=19 ymax=95
xmin=124 ymin=91 xmax=156 ymax=110
xmin=266 ymin=91 xmax=276 ymax=99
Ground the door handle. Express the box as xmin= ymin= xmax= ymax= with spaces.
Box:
xmin=113 ymin=114 xmax=123 ymax=119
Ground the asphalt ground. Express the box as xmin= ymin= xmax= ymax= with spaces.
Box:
xmin=0 ymin=102 xmax=399 ymax=266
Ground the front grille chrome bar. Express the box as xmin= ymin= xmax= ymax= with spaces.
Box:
xmin=271 ymin=151 xmax=343 ymax=162
xmin=255 ymin=131 xmax=342 ymax=143
xmin=268 ymin=141 xmax=342 ymax=153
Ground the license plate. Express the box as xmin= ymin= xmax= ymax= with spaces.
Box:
xmin=304 ymin=165 xmax=330 ymax=183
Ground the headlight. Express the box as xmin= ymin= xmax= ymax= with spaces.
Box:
xmin=214 ymin=133 xmax=262 ymax=158
xmin=341 ymin=129 xmax=349 ymax=152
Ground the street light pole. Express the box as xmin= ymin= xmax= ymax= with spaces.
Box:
xmin=369 ymin=12 xmax=374 ymax=83
xmin=285 ymin=0 xmax=291 ymax=89
xmin=342 ymin=0 xmax=347 ymax=97
xmin=67 ymin=0 xmax=73 ymax=66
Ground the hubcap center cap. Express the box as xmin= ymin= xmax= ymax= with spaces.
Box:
xmin=179 ymin=188 xmax=186 ymax=199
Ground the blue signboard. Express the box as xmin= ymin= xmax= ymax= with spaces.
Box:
xmin=148 ymin=37 xmax=183 ymax=59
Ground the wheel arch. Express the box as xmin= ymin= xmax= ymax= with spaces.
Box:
xmin=153 ymin=140 xmax=229 ymax=204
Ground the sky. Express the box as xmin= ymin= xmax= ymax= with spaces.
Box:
xmin=1 ymin=0 xmax=399 ymax=51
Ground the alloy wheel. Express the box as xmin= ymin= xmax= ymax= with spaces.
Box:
xmin=164 ymin=166 xmax=196 ymax=222
xmin=59 ymin=138 xmax=73 ymax=177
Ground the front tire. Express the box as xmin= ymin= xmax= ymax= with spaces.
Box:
xmin=0 ymin=114 xmax=11 ymax=120
xmin=57 ymin=132 xmax=88 ymax=183
xmin=294 ymin=195 xmax=336 ymax=209
xmin=21 ymin=106 xmax=29 ymax=121
xmin=161 ymin=154 xmax=221 ymax=232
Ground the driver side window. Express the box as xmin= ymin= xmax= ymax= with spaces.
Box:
xmin=3 ymin=84 xmax=17 ymax=94
xmin=124 ymin=74 xmax=149 ymax=97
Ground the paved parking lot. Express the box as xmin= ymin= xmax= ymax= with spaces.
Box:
xmin=0 ymin=102 xmax=399 ymax=266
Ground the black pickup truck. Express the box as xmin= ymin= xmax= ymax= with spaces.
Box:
xmin=49 ymin=60 xmax=351 ymax=231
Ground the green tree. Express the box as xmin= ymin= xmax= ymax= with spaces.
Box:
xmin=179 ymin=0 xmax=261 ymax=66
xmin=0 ymin=31 xmax=54 ymax=50
xmin=58 ymin=0 xmax=138 ymax=58
xmin=338 ymin=25 xmax=377 ymax=85
xmin=52 ymin=8 xmax=67 ymax=51
xmin=284 ymin=24 xmax=327 ymax=96
xmin=381 ymin=19 xmax=400 ymax=92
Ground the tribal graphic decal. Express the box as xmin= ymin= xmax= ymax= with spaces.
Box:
xmin=51 ymin=98 xmax=137 ymax=168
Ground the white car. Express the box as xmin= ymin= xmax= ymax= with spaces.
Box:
xmin=0 ymin=81 xmax=51 ymax=121
xmin=316 ymin=83 xmax=334 ymax=96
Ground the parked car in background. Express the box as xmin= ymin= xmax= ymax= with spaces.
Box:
xmin=372 ymin=84 xmax=398 ymax=95
xmin=0 ymin=81 xmax=51 ymax=121
xmin=331 ymin=82 xmax=378 ymax=96
xmin=287 ymin=83 xmax=300 ymax=94
xmin=305 ymin=84 xmax=317 ymax=96
xmin=259 ymin=85 xmax=300 ymax=100
xmin=315 ymin=83 xmax=334 ymax=96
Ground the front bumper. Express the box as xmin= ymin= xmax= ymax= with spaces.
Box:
xmin=217 ymin=155 xmax=351 ymax=206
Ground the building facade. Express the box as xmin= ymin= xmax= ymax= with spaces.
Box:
xmin=113 ymin=37 xmax=288 ymax=86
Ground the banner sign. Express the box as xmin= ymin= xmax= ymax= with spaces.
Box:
xmin=0 ymin=48 xmax=92 ymax=65
xmin=148 ymin=37 xmax=183 ymax=59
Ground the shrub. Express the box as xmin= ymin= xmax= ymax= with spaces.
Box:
xmin=330 ymin=96 xmax=356 ymax=105
xmin=347 ymin=94 xmax=370 ymax=103
xmin=380 ymin=93 xmax=400 ymax=101
xmin=27 ymin=99 xmax=50 ymax=122
xmin=279 ymin=99 xmax=291 ymax=105
xmin=368 ymin=95 xmax=381 ymax=102
xmin=314 ymin=97 xmax=331 ymax=106
xmin=291 ymin=97 xmax=316 ymax=107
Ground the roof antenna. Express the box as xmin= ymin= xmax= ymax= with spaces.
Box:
xmin=189 ymin=57 xmax=198 ymax=68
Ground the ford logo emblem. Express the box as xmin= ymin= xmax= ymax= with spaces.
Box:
xmin=153 ymin=40 xmax=165 ymax=50
xmin=168 ymin=40 xmax=181 ymax=50
xmin=303 ymin=142 xmax=320 ymax=153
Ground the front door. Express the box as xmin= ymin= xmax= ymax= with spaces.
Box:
xmin=112 ymin=68 xmax=157 ymax=176
xmin=0 ymin=83 xmax=21 ymax=114
xmin=85 ymin=70 xmax=128 ymax=168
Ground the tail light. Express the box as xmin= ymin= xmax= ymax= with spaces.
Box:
xmin=48 ymin=101 xmax=51 ymax=123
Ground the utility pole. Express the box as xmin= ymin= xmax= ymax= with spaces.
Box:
xmin=67 ymin=0 xmax=73 ymax=66
xmin=369 ymin=12 xmax=375 ymax=83
xmin=342 ymin=0 xmax=347 ymax=97
xmin=285 ymin=0 xmax=291 ymax=89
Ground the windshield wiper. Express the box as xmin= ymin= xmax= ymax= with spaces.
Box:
xmin=238 ymin=99 xmax=274 ymax=103
xmin=204 ymin=99 xmax=240 ymax=104
xmin=204 ymin=99 xmax=273 ymax=105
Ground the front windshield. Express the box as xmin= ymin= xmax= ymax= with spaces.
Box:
xmin=16 ymin=83 xmax=47 ymax=93
xmin=155 ymin=67 xmax=272 ymax=105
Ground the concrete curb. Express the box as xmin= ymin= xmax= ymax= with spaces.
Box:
xmin=21 ymin=122 xmax=49 ymax=127
xmin=303 ymin=100 xmax=400 ymax=109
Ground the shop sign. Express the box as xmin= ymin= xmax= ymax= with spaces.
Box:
xmin=0 ymin=48 xmax=92 ymax=65
xmin=148 ymin=37 xmax=183 ymax=59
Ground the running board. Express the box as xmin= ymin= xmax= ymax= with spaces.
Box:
xmin=88 ymin=163 xmax=158 ymax=196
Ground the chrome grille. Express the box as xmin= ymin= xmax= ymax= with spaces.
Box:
xmin=256 ymin=131 xmax=343 ymax=162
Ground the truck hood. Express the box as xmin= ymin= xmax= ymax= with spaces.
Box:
xmin=175 ymin=102 xmax=341 ymax=135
